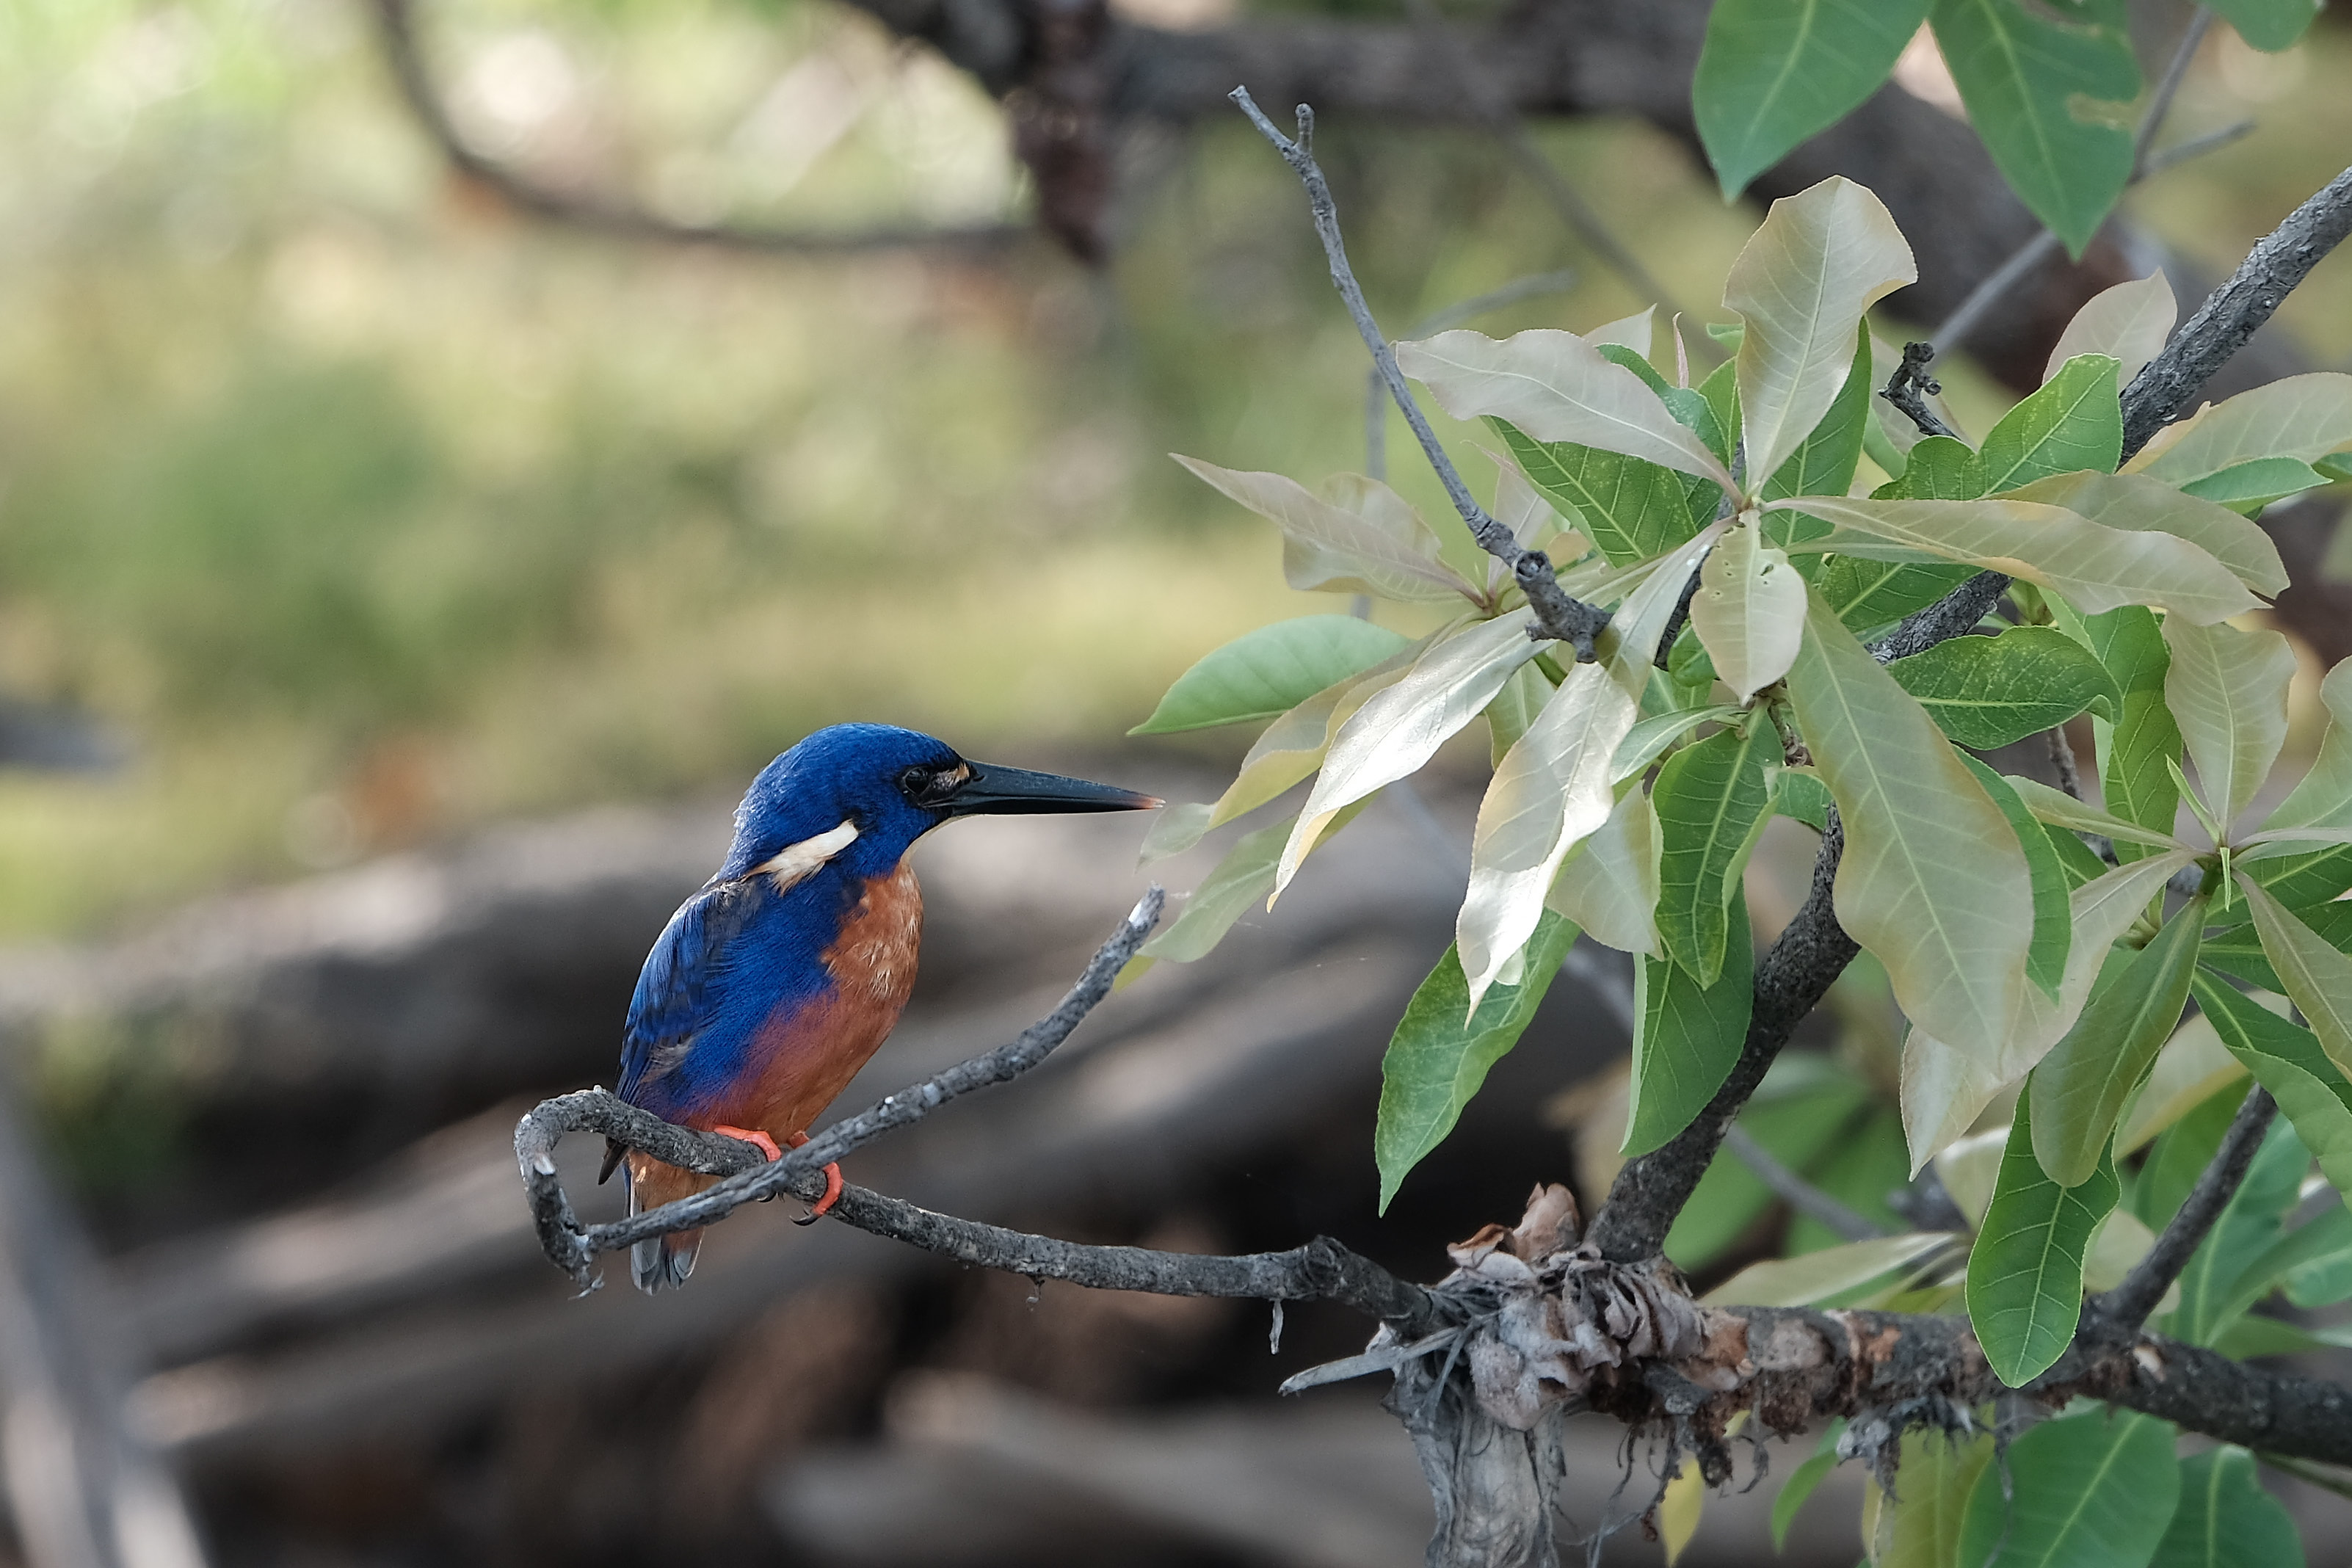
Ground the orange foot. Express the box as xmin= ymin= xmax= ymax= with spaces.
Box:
xmin=784 ymin=1130 xmax=843 ymax=1224
xmin=711 ymin=1124 xmax=783 ymax=1162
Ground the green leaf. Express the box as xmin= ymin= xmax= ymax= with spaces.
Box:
xmin=1774 ymin=764 xmax=1832 ymax=830
xmin=1787 ymin=1105 xmax=1911 ymax=1254
xmin=1869 ymin=433 xmax=1986 ymax=499
xmin=1787 ymin=589 xmax=2032 ymax=1059
xmin=1624 ymin=888 xmax=1755 ymax=1157
xmin=1961 ymin=756 xmax=2072 ymax=1001
xmin=1865 ymin=1429 xmax=1996 ymax=1568
xmin=2028 ymin=896 xmax=2204 ymax=1186
xmin=1774 ymin=494 xmax=2260 ymax=624
xmin=2152 ymin=1447 xmax=2307 ymax=1568
xmin=1771 ymin=1423 xmax=1845 ymax=1552
xmin=2197 ymin=902 xmax=2352 ymax=992
xmin=1955 ymin=1409 xmax=2179 ymax=1567
xmin=1694 ymin=0 xmax=1927 ymax=197
xmin=2237 ymin=875 xmax=2352 ymax=1078
xmin=1201 ymin=634 xmax=1430 ymax=830
xmin=1697 ymin=357 xmax=1743 ymax=467
xmin=1666 ymin=1059 xmax=1871 ymax=1267
xmin=1173 ymin=457 xmax=1476 ymax=603
xmin=1652 ymin=723 xmax=1776 ymax=985
xmin=2180 ymin=457 xmax=2330 ymax=510
xmin=1804 ymin=556 xmax=1978 ymax=634
xmin=1689 ymin=524 xmax=1805 ymax=703
xmin=1491 ymin=422 xmax=1712 ymax=567
xmin=1374 ymin=910 xmax=1580 ymax=1211
xmin=1703 ymin=1230 xmax=1954 ymax=1307
xmin=2003 ymin=772 xmax=2180 ymax=850
xmin=2130 ymin=371 xmax=2352 ymax=490
xmin=2073 ymin=605 xmax=2185 ymax=854
xmin=2116 ymin=1012 xmax=2247 ymax=1155
xmin=1139 ymin=802 xmax=1374 ymax=964
xmin=1726 ymin=176 xmax=1918 ymax=486
xmin=1980 ymin=354 xmax=2123 ymax=493
xmin=1887 ymin=625 xmax=2121 ymax=749
xmin=2164 ymin=618 xmax=2295 ymax=831
xmin=2011 ymin=471 xmax=2288 ymax=597
xmin=2268 ymin=658 xmax=2352 ymax=839
xmin=2046 ymin=273 xmax=2175 ymax=386
xmin=1763 ymin=323 xmax=1873 ymax=502
xmin=2213 ymin=1202 xmax=2352 ymax=1326
xmin=2168 ymin=1116 xmax=2309 ymax=1346
xmin=1929 ymin=0 xmax=2141 ymax=258
xmin=1131 ymin=617 xmax=1412 ymax=735
xmin=2195 ymin=972 xmax=2352 ymax=1217
xmin=1966 ymin=1091 xmax=2119 ymax=1384
xmin=2208 ymin=0 xmax=2322 ymax=49
xmin=2242 ymin=843 xmax=2352 ymax=911
xmin=1614 ymin=705 xmax=1740 ymax=783
xmin=1399 ymin=330 xmax=1738 ymax=490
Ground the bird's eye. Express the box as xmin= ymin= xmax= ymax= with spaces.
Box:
xmin=897 ymin=766 xmax=934 ymax=802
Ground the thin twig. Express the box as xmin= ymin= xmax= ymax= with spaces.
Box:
xmin=516 ymin=889 xmax=1162 ymax=1277
xmin=1229 ymin=87 xmax=1612 ymax=660
xmin=2047 ymin=725 xmax=2084 ymax=801
xmin=1881 ymin=341 xmax=1960 ymax=440
xmin=2092 ymin=1086 xmax=2278 ymax=1338
xmin=1368 ymin=269 xmax=1582 ymax=482
xmin=1722 ymin=1125 xmax=1888 ymax=1243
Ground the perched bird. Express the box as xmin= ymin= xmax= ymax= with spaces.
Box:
xmin=606 ymin=723 xmax=1158 ymax=1292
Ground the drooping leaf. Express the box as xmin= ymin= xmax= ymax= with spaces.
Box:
xmin=1492 ymin=422 xmax=1715 ymax=567
xmin=1624 ymin=889 xmax=1754 ymax=1156
xmin=1959 ymin=755 xmax=2071 ymax=1001
xmin=1771 ymin=1423 xmax=1845 ymax=1552
xmin=1929 ymin=0 xmax=2141 ymax=257
xmin=1659 ymin=1458 xmax=1703 ymax=1567
xmin=1133 ymin=803 xmax=1353 ymax=963
xmin=1863 ymin=1428 xmax=1996 ymax=1568
xmin=1547 ymin=783 xmax=1663 ymax=957
xmin=1652 ymin=722 xmax=1776 ymax=986
xmin=1887 ymin=625 xmax=2121 ymax=749
xmin=1693 ymin=0 xmax=1926 ymax=197
xmin=1689 ymin=523 xmax=1805 ymax=704
xmin=1204 ymin=634 xmax=1432 ymax=830
xmin=1762 ymin=322 xmax=1873 ymax=502
xmin=1773 ymin=494 xmax=2260 ymax=624
xmin=2237 ymin=874 xmax=2352 ymax=1078
xmin=1132 ymin=617 xmax=1413 ymax=734
xmin=2047 ymin=272 xmax=2175 ymax=386
xmin=1374 ymin=911 xmax=1580 ymax=1211
xmin=2114 ymin=1012 xmax=2247 ymax=1155
xmin=2028 ymin=896 xmax=2204 ymax=1186
xmin=1280 ymin=616 xmax=1542 ymax=890
xmin=2168 ymin=1116 xmax=2309 ymax=1346
xmin=2010 ymin=470 xmax=2288 ymax=596
xmin=1979 ymin=354 xmax=2123 ymax=494
xmin=2128 ymin=371 xmax=2352 ymax=489
xmin=1703 ymin=1230 xmax=1954 ymax=1307
xmin=1966 ymin=1090 xmax=2119 ymax=1384
xmin=2152 ymin=1447 xmax=2307 ymax=1568
xmin=1459 ymin=662 xmax=1638 ymax=1009
xmin=1724 ymin=176 xmax=1917 ymax=487
xmin=1484 ymin=658 xmax=1552 ymax=766
xmin=1399 ymin=330 xmax=1737 ymax=490
xmin=1787 ymin=591 xmax=2031 ymax=1059
xmin=1954 ymin=1409 xmax=2179 ymax=1567
xmin=1173 ymin=457 xmax=1475 ymax=603
xmin=2162 ymin=617 xmax=2295 ymax=830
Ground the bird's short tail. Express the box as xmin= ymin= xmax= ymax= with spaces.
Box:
xmin=623 ymin=1155 xmax=712 ymax=1293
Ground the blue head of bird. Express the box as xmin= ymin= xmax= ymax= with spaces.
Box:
xmin=716 ymin=723 xmax=1160 ymax=890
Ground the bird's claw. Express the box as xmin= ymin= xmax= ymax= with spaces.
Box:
xmin=784 ymin=1130 xmax=843 ymax=1224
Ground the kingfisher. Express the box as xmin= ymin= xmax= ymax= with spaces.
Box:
xmin=604 ymin=723 xmax=1158 ymax=1292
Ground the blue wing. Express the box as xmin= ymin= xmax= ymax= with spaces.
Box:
xmin=617 ymin=878 xmax=764 ymax=1104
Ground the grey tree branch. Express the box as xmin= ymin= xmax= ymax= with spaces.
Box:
xmin=1228 ymin=87 xmax=1613 ymax=661
xmin=515 ymin=888 xmax=1162 ymax=1280
xmin=1722 ymin=1125 xmax=1887 ymax=1244
xmin=2091 ymin=1086 xmax=2279 ymax=1339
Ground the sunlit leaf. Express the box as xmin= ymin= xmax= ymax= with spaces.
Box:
xmin=2115 ymin=1012 xmax=2246 ymax=1155
xmin=2152 ymin=1447 xmax=2308 ymax=1568
xmin=1863 ymin=1428 xmax=1995 ymax=1568
xmin=1787 ymin=590 xmax=2030 ymax=1058
xmin=1132 ymin=616 xmax=1412 ymax=735
xmin=1653 ymin=722 xmax=1776 ymax=985
xmin=1660 ymin=1456 xmax=1703 ymax=1567
xmin=1955 ymin=1409 xmax=2177 ymax=1565
xmin=2010 ymin=470 xmax=2287 ymax=596
xmin=1399 ymin=329 xmax=1737 ymax=490
xmin=1607 ymin=525 xmax=1727 ymax=678
xmin=1625 ymin=889 xmax=1754 ymax=1156
xmin=1586 ymin=304 xmax=1656 ymax=357
xmin=2029 ymin=896 xmax=2203 ymax=1186
xmin=1173 ymin=457 xmax=1475 ymax=602
xmin=1459 ymin=662 xmax=1638 ymax=1009
xmin=1280 ymin=616 xmax=1542 ymax=890
xmin=2003 ymin=772 xmax=2182 ymax=849
xmin=2238 ymin=874 xmax=2352 ymax=1078
xmin=2128 ymin=371 xmax=2352 ymax=487
xmin=1762 ymin=323 xmax=1872 ymax=502
xmin=1374 ymin=911 xmax=1580 ymax=1211
xmin=1689 ymin=523 xmax=1804 ymax=704
xmin=1205 ymin=633 xmax=1434 ymax=830
xmin=1703 ymin=1230 xmax=1953 ymax=1307
xmin=1614 ymin=705 xmax=1740 ymax=783
xmin=1979 ymin=354 xmax=2122 ymax=494
xmin=1959 ymin=756 xmax=2070 ymax=1001
xmin=1724 ymin=176 xmax=1917 ymax=487
xmin=1887 ymin=625 xmax=2120 ymax=749
xmin=1548 ymin=783 xmax=1663 ymax=957
xmin=1774 ymin=494 xmax=2261 ymax=623
xmin=2265 ymin=656 xmax=2352 ymax=835
xmin=2047 ymin=272 xmax=2174 ymax=386
xmin=2162 ymin=617 xmax=2295 ymax=830
xmin=1484 ymin=658 xmax=1552 ymax=767
xmin=1965 ymin=1091 xmax=2119 ymax=1384
xmin=1930 ymin=0 xmax=2140 ymax=257
xmin=1694 ymin=0 xmax=1925 ymax=197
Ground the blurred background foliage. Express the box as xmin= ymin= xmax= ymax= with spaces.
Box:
xmin=0 ymin=0 xmax=2345 ymax=943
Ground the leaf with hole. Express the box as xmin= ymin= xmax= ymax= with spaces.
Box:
xmin=1690 ymin=524 xmax=1805 ymax=704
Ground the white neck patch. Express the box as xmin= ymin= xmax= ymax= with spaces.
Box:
xmin=752 ymin=819 xmax=859 ymax=894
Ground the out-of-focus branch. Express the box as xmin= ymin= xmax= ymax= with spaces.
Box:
xmin=2091 ymin=1087 xmax=2278 ymax=1339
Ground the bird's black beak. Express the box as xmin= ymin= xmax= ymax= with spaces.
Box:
xmin=943 ymin=761 xmax=1162 ymax=817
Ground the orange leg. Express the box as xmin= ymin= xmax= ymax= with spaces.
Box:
xmin=784 ymin=1130 xmax=844 ymax=1224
